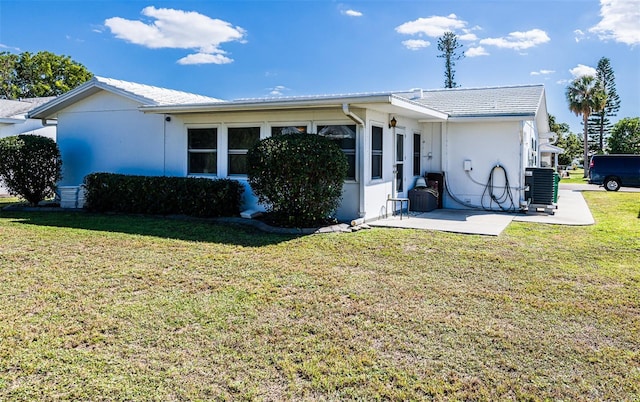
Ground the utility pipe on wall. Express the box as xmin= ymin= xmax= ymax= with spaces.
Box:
xmin=342 ymin=103 xmax=366 ymax=218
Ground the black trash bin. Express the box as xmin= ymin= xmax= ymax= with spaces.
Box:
xmin=408 ymin=188 xmax=438 ymax=212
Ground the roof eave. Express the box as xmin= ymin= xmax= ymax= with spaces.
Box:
xmin=0 ymin=117 xmax=25 ymax=124
xmin=28 ymin=77 xmax=154 ymax=119
xmin=139 ymin=94 xmax=397 ymax=114
xmin=140 ymin=93 xmax=449 ymax=121
xmin=390 ymin=95 xmax=448 ymax=120
xmin=444 ymin=113 xmax=536 ymax=122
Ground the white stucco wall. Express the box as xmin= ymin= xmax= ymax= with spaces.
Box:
xmin=56 ymin=92 xmax=165 ymax=186
xmin=441 ymin=120 xmax=526 ymax=210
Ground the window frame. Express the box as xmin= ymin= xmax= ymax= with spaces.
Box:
xmin=413 ymin=133 xmax=421 ymax=177
xmin=227 ymin=125 xmax=261 ymax=176
xmin=315 ymin=122 xmax=358 ymax=181
xmin=187 ymin=126 xmax=218 ymax=176
xmin=371 ymin=125 xmax=383 ymax=180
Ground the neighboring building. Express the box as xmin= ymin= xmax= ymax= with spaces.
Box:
xmin=29 ymin=76 xmax=555 ymax=221
xmin=1 ymin=97 xmax=57 ymax=195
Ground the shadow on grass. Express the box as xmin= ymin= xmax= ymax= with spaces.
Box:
xmin=0 ymin=209 xmax=298 ymax=247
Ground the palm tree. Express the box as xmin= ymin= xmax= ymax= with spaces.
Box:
xmin=566 ymin=76 xmax=607 ymax=178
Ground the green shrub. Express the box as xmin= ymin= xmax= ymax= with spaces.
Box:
xmin=0 ymin=134 xmax=62 ymax=206
xmin=82 ymin=173 xmax=244 ymax=217
xmin=247 ymin=134 xmax=348 ymax=227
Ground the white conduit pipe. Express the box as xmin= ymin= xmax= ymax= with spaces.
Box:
xmin=342 ymin=103 xmax=366 ymax=219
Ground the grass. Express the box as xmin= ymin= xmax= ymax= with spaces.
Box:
xmin=1 ymin=192 xmax=639 ymax=400
xmin=560 ymin=168 xmax=590 ymax=184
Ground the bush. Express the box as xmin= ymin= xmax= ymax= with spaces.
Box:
xmin=82 ymin=173 xmax=244 ymax=217
xmin=247 ymin=134 xmax=348 ymax=227
xmin=0 ymin=134 xmax=62 ymax=206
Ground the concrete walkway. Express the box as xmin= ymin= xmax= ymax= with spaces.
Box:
xmin=369 ymin=188 xmax=595 ymax=236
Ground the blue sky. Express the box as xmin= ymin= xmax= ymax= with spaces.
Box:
xmin=1 ymin=0 xmax=638 ymax=133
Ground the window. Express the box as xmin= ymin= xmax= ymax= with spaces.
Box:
xmin=188 ymin=128 xmax=217 ymax=175
xmin=371 ymin=126 xmax=383 ymax=180
xmin=318 ymin=124 xmax=356 ymax=180
xmin=413 ymin=133 xmax=421 ymax=176
xmin=271 ymin=126 xmax=307 ymax=136
xmin=228 ymin=127 xmax=260 ymax=175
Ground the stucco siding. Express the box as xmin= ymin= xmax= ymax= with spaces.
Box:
xmin=442 ymin=121 xmax=523 ymax=210
xmin=56 ymin=92 xmax=165 ymax=186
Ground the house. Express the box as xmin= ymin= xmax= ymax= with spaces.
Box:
xmin=29 ymin=76 xmax=556 ymax=222
xmin=1 ymin=97 xmax=57 ymax=195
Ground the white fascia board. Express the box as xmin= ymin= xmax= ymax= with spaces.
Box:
xmin=535 ymin=89 xmax=551 ymax=134
xmin=389 ymin=95 xmax=448 ymax=120
xmin=539 ymin=143 xmax=564 ymax=153
xmin=28 ymin=78 xmax=101 ymax=119
xmin=0 ymin=117 xmax=25 ymax=124
xmin=441 ymin=113 xmax=535 ymax=123
xmin=28 ymin=78 xmax=151 ymax=119
xmin=139 ymin=94 xmax=397 ymax=114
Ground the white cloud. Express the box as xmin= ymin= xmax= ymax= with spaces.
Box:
xmin=480 ymin=28 xmax=550 ymax=50
xmin=530 ymin=69 xmax=555 ymax=76
xmin=269 ymin=85 xmax=289 ymax=96
xmin=573 ymin=29 xmax=586 ymax=43
xmin=0 ymin=43 xmax=20 ymax=51
xmin=105 ymin=6 xmax=246 ymax=65
xmin=466 ymin=46 xmax=489 ymax=57
xmin=178 ymin=52 xmax=233 ymax=65
xmin=402 ymin=39 xmax=430 ymax=50
xmin=589 ymin=0 xmax=640 ymax=46
xmin=342 ymin=9 xmax=363 ymax=17
xmin=395 ymin=14 xmax=468 ymax=37
xmin=569 ymin=64 xmax=597 ymax=78
xmin=458 ymin=32 xmax=478 ymax=41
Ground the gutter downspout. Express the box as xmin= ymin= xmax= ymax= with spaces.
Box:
xmin=40 ymin=119 xmax=57 ymax=126
xmin=342 ymin=103 xmax=366 ymax=218
xmin=519 ymin=121 xmax=525 ymax=209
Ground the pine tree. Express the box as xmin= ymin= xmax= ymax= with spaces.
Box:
xmin=587 ymin=57 xmax=621 ymax=153
xmin=437 ymin=32 xmax=464 ymax=88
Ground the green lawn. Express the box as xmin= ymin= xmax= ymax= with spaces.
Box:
xmin=560 ymin=168 xmax=589 ymax=184
xmin=1 ymin=193 xmax=638 ymax=400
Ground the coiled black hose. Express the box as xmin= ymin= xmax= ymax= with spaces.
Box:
xmin=481 ymin=165 xmax=517 ymax=212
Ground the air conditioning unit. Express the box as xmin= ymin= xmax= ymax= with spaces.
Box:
xmin=524 ymin=167 xmax=556 ymax=214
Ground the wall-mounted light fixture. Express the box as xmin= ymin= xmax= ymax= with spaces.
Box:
xmin=389 ymin=116 xmax=397 ymax=129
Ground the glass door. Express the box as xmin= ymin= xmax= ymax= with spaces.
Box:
xmin=396 ymin=132 xmax=405 ymax=194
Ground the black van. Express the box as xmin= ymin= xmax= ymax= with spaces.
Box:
xmin=589 ymin=154 xmax=640 ymax=191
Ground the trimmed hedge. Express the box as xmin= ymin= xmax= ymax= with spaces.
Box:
xmin=247 ymin=134 xmax=348 ymax=227
xmin=82 ymin=173 xmax=244 ymax=217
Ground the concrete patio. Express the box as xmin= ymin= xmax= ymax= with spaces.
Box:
xmin=369 ymin=187 xmax=595 ymax=236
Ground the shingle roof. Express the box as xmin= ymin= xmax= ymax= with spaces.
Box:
xmin=0 ymin=97 xmax=56 ymax=119
xmin=400 ymin=85 xmax=545 ymax=118
xmin=94 ymin=77 xmax=224 ymax=105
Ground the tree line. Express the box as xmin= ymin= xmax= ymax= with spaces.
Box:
xmin=0 ymin=51 xmax=92 ymax=99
